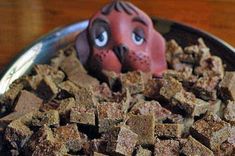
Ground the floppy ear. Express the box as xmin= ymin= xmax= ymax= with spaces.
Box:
xmin=75 ymin=29 xmax=90 ymax=65
xmin=150 ymin=30 xmax=167 ymax=77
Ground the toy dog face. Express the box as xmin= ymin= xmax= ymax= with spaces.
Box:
xmin=76 ymin=0 xmax=167 ymax=76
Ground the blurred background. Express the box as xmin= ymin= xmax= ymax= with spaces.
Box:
xmin=0 ymin=0 xmax=234 ymax=70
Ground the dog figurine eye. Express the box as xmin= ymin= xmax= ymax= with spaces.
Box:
xmin=132 ymin=32 xmax=144 ymax=45
xmin=95 ymin=31 xmax=108 ymax=47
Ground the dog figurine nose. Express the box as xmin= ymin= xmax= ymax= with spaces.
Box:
xmin=113 ymin=44 xmax=129 ymax=64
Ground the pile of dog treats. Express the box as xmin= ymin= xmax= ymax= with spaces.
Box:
xmin=0 ymin=38 xmax=234 ymax=156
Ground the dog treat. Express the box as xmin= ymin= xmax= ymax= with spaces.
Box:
xmin=34 ymin=64 xmax=65 ymax=83
xmin=126 ymin=114 xmax=155 ymax=145
xmin=36 ymin=76 xmax=59 ymax=101
xmin=135 ymin=146 xmax=152 ymax=156
xmin=31 ymin=110 xmax=60 ymax=127
xmin=213 ymin=141 xmax=235 ymax=156
xmin=119 ymin=71 xmax=151 ymax=95
xmin=172 ymin=90 xmax=209 ymax=116
xmin=14 ymin=90 xmax=42 ymax=113
xmin=4 ymin=113 xmax=34 ymax=151
xmin=223 ymin=101 xmax=235 ymax=125
xmin=57 ymin=97 xmax=76 ymax=116
xmin=104 ymin=126 xmax=138 ymax=156
xmin=53 ymin=124 xmax=86 ymax=152
xmin=220 ymin=72 xmax=235 ymax=101
xmin=155 ymin=123 xmax=183 ymax=138
xmin=160 ymin=77 xmax=183 ymax=101
xmin=192 ymin=76 xmax=219 ymax=101
xmin=154 ymin=139 xmax=180 ymax=156
xmin=97 ymin=102 xmax=124 ymax=133
xmin=70 ymin=106 xmax=96 ymax=126
xmin=24 ymin=125 xmax=67 ymax=156
xmin=181 ymin=136 xmax=214 ymax=156
xmin=130 ymin=100 xmax=171 ymax=122
xmin=190 ymin=113 xmax=231 ymax=150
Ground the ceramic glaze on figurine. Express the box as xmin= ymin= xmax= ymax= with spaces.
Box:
xmin=75 ymin=0 xmax=167 ymax=77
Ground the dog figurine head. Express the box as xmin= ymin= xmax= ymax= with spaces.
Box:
xmin=75 ymin=0 xmax=167 ymax=77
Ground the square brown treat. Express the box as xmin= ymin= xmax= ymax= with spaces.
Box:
xmin=130 ymin=101 xmax=171 ymax=122
xmin=208 ymin=100 xmax=222 ymax=115
xmin=191 ymin=113 xmax=231 ymax=150
xmin=34 ymin=64 xmax=65 ymax=83
xmin=14 ymin=90 xmax=42 ymax=113
xmin=192 ymin=76 xmax=219 ymax=101
xmin=135 ymin=146 xmax=152 ymax=156
xmin=101 ymin=70 xmax=120 ymax=89
xmin=195 ymin=56 xmax=224 ymax=79
xmin=172 ymin=90 xmax=209 ymax=116
xmin=97 ymin=102 xmax=124 ymax=133
xmin=181 ymin=136 xmax=214 ymax=156
xmin=120 ymin=71 xmax=151 ymax=95
xmin=53 ymin=124 xmax=86 ymax=152
xmin=36 ymin=76 xmax=59 ymax=101
xmin=0 ymin=112 xmax=25 ymax=128
xmin=31 ymin=110 xmax=60 ymax=127
xmin=155 ymin=123 xmax=183 ymax=138
xmin=220 ymin=72 xmax=235 ymax=100
xmin=59 ymin=81 xmax=95 ymax=109
xmin=70 ymin=106 xmax=96 ymax=126
xmin=154 ymin=139 xmax=180 ymax=156
xmin=92 ymin=83 xmax=113 ymax=105
xmin=166 ymin=39 xmax=183 ymax=64
xmin=4 ymin=117 xmax=33 ymax=150
xmin=60 ymin=52 xmax=87 ymax=75
xmin=224 ymin=101 xmax=235 ymax=125
xmin=143 ymin=78 xmax=163 ymax=100
xmin=24 ymin=125 xmax=67 ymax=156
xmin=112 ymin=88 xmax=131 ymax=113
xmin=104 ymin=126 xmax=138 ymax=155
xmin=160 ymin=77 xmax=183 ymax=101
xmin=213 ymin=141 xmax=235 ymax=156
xmin=57 ymin=98 xmax=76 ymax=116
xmin=126 ymin=114 xmax=155 ymax=145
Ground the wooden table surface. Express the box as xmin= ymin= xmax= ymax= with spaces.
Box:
xmin=0 ymin=0 xmax=235 ymax=71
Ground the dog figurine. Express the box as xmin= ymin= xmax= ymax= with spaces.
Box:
xmin=75 ymin=0 xmax=167 ymax=77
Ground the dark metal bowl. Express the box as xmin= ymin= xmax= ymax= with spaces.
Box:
xmin=0 ymin=18 xmax=234 ymax=94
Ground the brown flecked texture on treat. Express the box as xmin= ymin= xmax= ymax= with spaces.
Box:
xmin=119 ymin=71 xmax=151 ymax=95
xmin=155 ymin=123 xmax=183 ymax=138
xmin=14 ymin=90 xmax=42 ymax=113
xmin=53 ymin=124 xmax=87 ymax=152
xmin=192 ymin=76 xmax=219 ymax=101
xmin=181 ymin=136 xmax=214 ymax=156
xmin=220 ymin=72 xmax=235 ymax=101
xmin=223 ymin=101 xmax=235 ymax=125
xmin=70 ymin=106 xmax=96 ymax=126
xmin=126 ymin=114 xmax=155 ymax=145
xmin=154 ymin=139 xmax=180 ymax=156
xmin=130 ymin=100 xmax=171 ymax=122
xmin=135 ymin=146 xmax=152 ymax=156
xmin=24 ymin=125 xmax=67 ymax=156
xmin=190 ymin=113 xmax=231 ymax=150
xmin=159 ymin=77 xmax=183 ymax=101
xmin=104 ymin=126 xmax=138 ymax=156
xmin=31 ymin=110 xmax=60 ymax=127
xmin=172 ymin=90 xmax=209 ymax=116
xmin=36 ymin=76 xmax=59 ymax=101
xmin=34 ymin=64 xmax=65 ymax=83
xmin=57 ymin=97 xmax=76 ymax=116
xmin=97 ymin=102 xmax=124 ymax=133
